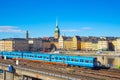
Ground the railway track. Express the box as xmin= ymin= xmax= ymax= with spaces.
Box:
xmin=0 ymin=58 xmax=120 ymax=80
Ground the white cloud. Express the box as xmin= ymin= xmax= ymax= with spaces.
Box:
xmin=0 ymin=26 xmax=25 ymax=33
xmin=61 ymin=29 xmax=80 ymax=32
xmin=82 ymin=27 xmax=92 ymax=30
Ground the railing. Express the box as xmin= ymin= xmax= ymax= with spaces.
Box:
xmin=0 ymin=63 xmax=81 ymax=80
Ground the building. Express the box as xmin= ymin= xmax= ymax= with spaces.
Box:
xmin=58 ymin=36 xmax=73 ymax=50
xmin=54 ymin=19 xmax=60 ymax=39
xmin=81 ymin=42 xmax=86 ymax=51
xmin=85 ymin=42 xmax=93 ymax=51
xmin=111 ymin=40 xmax=117 ymax=51
xmin=64 ymin=37 xmax=72 ymax=50
xmin=28 ymin=38 xmax=42 ymax=51
xmin=92 ymin=42 xmax=98 ymax=51
xmin=42 ymin=40 xmax=51 ymax=51
xmin=98 ymin=40 xmax=108 ymax=51
xmin=116 ymin=39 xmax=120 ymax=51
xmin=58 ymin=36 xmax=64 ymax=49
xmin=0 ymin=40 xmax=5 ymax=51
xmin=0 ymin=38 xmax=29 ymax=52
xmin=72 ymin=36 xmax=81 ymax=50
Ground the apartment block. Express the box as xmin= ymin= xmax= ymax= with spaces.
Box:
xmin=98 ymin=40 xmax=108 ymax=51
xmin=0 ymin=38 xmax=29 ymax=52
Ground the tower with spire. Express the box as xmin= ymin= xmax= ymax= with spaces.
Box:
xmin=26 ymin=30 xmax=29 ymax=39
xmin=54 ymin=19 xmax=60 ymax=39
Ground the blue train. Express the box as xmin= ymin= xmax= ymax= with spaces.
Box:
xmin=0 ymin=51 xmax=99 ymax=68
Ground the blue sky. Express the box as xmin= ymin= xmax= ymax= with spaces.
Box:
xmin=0 ymin=0 xmax=120 ymax=38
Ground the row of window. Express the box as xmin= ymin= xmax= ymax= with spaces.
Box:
xmin=3 ymin=53 xmax=94 ymax=63
xmin=51 ymin=57 xmax=93 ymax=63
xmin=3 ymin=53 xmax=21 ymax=56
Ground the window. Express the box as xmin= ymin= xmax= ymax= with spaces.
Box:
xmin=63 ymin=58 xmax=65 ymax=60
xmin=90 ymin=60 xmax=93 ymax=63
xmin=75 ymin=59 xmax=78 ymax=62
xmin=85 ymin=60 xmax=89 ymax=63
xmin=51 ymin=56 xmax=54 ymax=59
xmin=71 ymin=59 xmax=75 ymax=61
xmin=80 ymin=59 xmax=84 ymax=62
xmin=67 ymin=58 xmax=70 ymax=61
xmin=59 ymin=58 xmax=62 ymax=60
xmin=55 ymin=57 xmax=58 ymax=60
xmin=38 ymin=56 xmax=42 ymax=58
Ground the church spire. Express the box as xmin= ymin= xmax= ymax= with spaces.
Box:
xmin=54 ymin=18 xmax=60 ymax=39
xmin=26 ymin=30 xmax=29 ymax=39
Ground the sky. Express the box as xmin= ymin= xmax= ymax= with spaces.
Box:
xmin=0 ymin=0 xmax=120 ymax=39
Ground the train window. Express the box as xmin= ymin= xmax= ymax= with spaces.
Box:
xmin=80 ymin=59 xmax=84 ymax=62
xmin=46 ymin=57 xmax=49 ymax=59
xmin=90 ymin=60 xmax=93 ymax=63
xmin=71 ymin=59 xmax=75 ymax=61
xmin=59 ymin=58 xmax=62 ymax=60
xmin=55 ymin=57 xmax=58 ymax=60
xmin=67 ymin=58 xmax=70 ymax=61
xmin=52 ymin=58 xmax=54 ymax=59
xmin=44 ymin=56 xmax=46 ymax=58
xmin=38 ymin=56 xmax=42 ymax=58
xmin=75 ymin=59 xmax=78 ymax=62
xmin=85 ymin=60 xmax=89 ymax=63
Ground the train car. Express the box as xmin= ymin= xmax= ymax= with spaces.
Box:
xmin=0 ymin=51 xmax=99 ymax=68
xmin=2 ymin=51 xmax=23 ymax=59
xmin=67 ymin=56 xmax=97 ymax=68
xmin=50 ymin=54 xmax=97 ymax=68
xmin=22 ymin=52 xmax=51 ymax=62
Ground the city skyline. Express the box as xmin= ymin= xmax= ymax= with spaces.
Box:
xmin=0 ymin=0 xmax=120 ymax=39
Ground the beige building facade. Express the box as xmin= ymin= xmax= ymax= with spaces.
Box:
xmin=98 ymin=41 xmax=108 ymax=51
xmin=0 ymin=38 xmax=29 ymax=52
xmin=72 ymin=36 xmax=81 ymax=50
xmin=116 ymin=39 xmax=120 ymax=51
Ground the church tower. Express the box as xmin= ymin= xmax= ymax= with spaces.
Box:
xmin=26 ymin=30 xmax=29 ymax=39
xmin=54 ymin=19 xmax=60 ymax=39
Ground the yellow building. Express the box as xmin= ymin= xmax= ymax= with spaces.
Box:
xmin=85 ymin=42 xmax=93 ymax=51
xmin=0 ymin=40 xmax=5 ymax=51
xmin=116 ymin=39 xmax=120 ymax=51
xmin=92 ymin=43 xmax=98 ymax=51
xmin=58 ymin=36 xmax=73 ymax=50
xmin=98 ymin=40 xmax=108 ymax=51
xmin=0 ymin=38 xmax=29 ymax=52
xmin=81 ymin=42 xmax=86 ymax=51
xmin=64 ymin=40 xmax=72 ymax=50
xmin=72 ymin=36 xmax=81 ymax=50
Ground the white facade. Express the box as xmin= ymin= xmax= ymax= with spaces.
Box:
xmin=58 ymin=36 xmax=64 ymax=49
xmin=116 ymin=39 xmax=120 ymax=51
xmin=98 ymin=41 xmax=108 ymax=51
